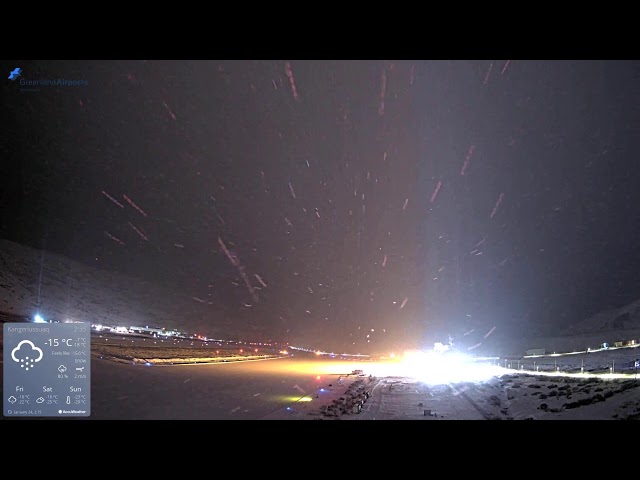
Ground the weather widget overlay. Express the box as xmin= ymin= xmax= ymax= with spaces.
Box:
xmin=3 ymin=322 xmax=90 ymax=417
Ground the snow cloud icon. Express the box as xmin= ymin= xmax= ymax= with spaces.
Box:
xmin=12 ymin=340 xmax=44 ymax=371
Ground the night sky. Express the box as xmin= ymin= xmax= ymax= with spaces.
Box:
xmin=2 ymin=60 xmax=639 ymax=353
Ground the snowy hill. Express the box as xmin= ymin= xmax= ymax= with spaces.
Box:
xmin=3 ymin=236 xmax=640 ymax=355
xmin=561 ymin=300 xmax=640 ymax=335
xmin=479 ymin=328 xmax=640 ymax=358
xmin=0 ymin=239 xmax=234 ymax=337
xmin=451 ymin=298 xmax=640 ymax=358
xmin=472 ymin=297 xmax=640 ymax=357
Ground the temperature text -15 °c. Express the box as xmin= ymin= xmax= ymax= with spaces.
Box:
xmin=45 ymin=338 xmax=74 ymax=347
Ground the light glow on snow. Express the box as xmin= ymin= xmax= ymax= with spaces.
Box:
xmin=399 ymin=350 xmax=503 ymax=385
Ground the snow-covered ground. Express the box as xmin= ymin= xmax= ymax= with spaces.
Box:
xmin=359 ymin=373 xmax=640 ymax=420
xmin=263 ymin=348 xmax=640 ymax=420
xmin=265 ymin=368 xmax=640 ymax=420
xmin=92 ymin=340 xmax=280 ymax=365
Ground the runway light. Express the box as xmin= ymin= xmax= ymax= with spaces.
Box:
xmin=34 ymin=314 xmax=46 ymax=323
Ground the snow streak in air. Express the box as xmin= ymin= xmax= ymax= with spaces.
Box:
xmin=490 ymin=193 xmax=505 ymax=219
xmin=101 ymin=190 xmax=124 ymax=208
xmin=284 ymin=62 xmax=299 ymax=101
xmin=123 ymin=194 xmax=148 ymax=217
xmin=105 ymin=231 xmax=125 ymax=245
xmin=129 ymin=222 xmax=148 ymax=241
xmin=430 ymin=180 xmax=442 ymax=203
xmin=460 ymin=145 xmax=475 ymax=176
xmin=378 ymin=68 xmax=387 ymax=116
xmin=218 ymin=236 xmax=259 ymax=303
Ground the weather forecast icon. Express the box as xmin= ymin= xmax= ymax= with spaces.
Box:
xmin=11 ymin=340 xmax=44 ymax=371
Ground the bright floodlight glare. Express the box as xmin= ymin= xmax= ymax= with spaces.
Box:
xmin=34 ymin=314 xmax=45 ymax=323
xmin=399 ymin=350 xmax=503 ymax=385
xmin=433 ymin=342 xmax=450 ymax=353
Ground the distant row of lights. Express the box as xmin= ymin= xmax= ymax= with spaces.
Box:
xmin=33 ymin=313 xmax=386 ymax=358
xmin=34 ymin=313 xmax=281 ymax=348
xmin=288 ymin=345 xmax=370 ymax=358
